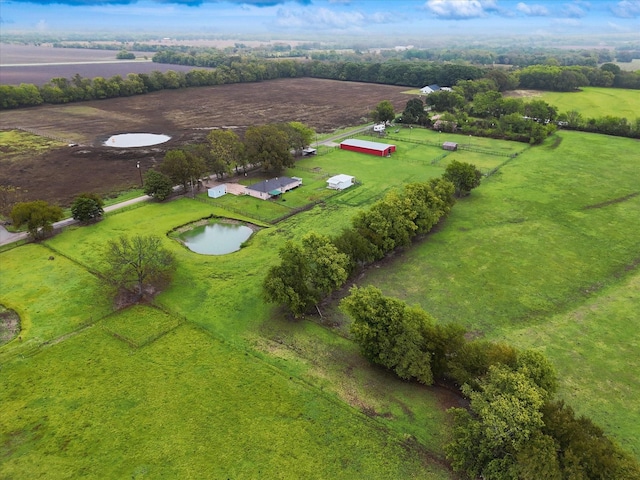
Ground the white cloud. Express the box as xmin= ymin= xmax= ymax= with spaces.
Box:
xmin=607 ymin=20 xmax=632 ymax=31
xmin=561 ymin=3 xmax=587 ymax=18
xmin=425 ymin=0 xmax=497 ymax=19
xmin=550 ymin=18 xmax=581 ymax=27
xmin=610 ymin=0 xmax=640 ymax=18
xmin=516 ymin=2 xmax=550 ymax=16
xmin=275 ymin=6 xmax=392 ymax=29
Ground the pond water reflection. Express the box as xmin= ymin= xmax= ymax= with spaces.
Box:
xmin=180 ymin=223 xmax=253 ymax=255
xmin=104 ymin=133 xmax=171 ymax=148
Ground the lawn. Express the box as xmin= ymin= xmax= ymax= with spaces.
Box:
xmin=2 ymin=128 xmax=639 ymax=477
xmin=539 ymin=86 xmax=640 ymax=119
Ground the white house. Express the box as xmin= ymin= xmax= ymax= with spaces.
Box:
xmin=327 ymin=174 xmax=355 ymax=191
xmin=207 ymin=184 xmax=226 ymax=198
xmin=373 ymin=123 xmax=386 ymax=133
xmin=246 ymin=176 xmax=302 ymax=200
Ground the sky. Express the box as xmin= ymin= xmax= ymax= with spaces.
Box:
xmin=1 ymin=0 xmax=640 ymax=40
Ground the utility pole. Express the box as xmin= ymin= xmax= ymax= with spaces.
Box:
xmin=136 ymin=161 xmax=143 ymax=187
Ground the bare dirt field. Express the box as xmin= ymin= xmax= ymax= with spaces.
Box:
xmin=0 ymin=44 xmax=212 ymax=85
xmin=0 ymin=78 xmax=412 ymax=206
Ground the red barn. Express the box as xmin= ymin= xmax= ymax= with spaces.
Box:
xmin=340 ymin=138 xmax=396 ymax=157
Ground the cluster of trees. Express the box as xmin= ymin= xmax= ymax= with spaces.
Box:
xmin=402 ymin=86 xmax=558 ymax=144
xmin=144 ymin=122 xmax=314 ymax=200
xmin=8 ymin=193 xmax=105 ymax=240
xmin=264 ymin=174 xmax=463 ymax=317
xmin=9 ymin=200 xmax=63 ymax=240
xmin=341 ymin=286 xmax=640 ymax=479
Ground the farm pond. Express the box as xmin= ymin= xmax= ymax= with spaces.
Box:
xmin=177 ymin=221 xmax=254 ymax=255
xmin=104 ymin=133 xmax=171 ymax=148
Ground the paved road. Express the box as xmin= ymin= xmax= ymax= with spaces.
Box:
xmin=1 ymin=125 xmax=374 ymax=248
xmin=0 ymin=194 xmax=152 ymax=247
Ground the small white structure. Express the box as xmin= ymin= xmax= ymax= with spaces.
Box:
xmin=327 ymin=174 xmax=355 ymax=191
xmin=208 ymin=184 xmax=227 ymax=198
xmin=302 ymin=147 xmax=317 ymax=156
xmin=373 ymin=123 xmax=386 ymax=133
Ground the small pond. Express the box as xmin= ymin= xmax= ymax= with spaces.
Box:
xmin=104 ymin=133 xmax=171 ymax=148
xmin=180 ymin=222 xmax=253 ymax=255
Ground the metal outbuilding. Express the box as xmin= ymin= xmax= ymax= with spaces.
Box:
xmin=339 ymin=138 xmax=396 ymax=157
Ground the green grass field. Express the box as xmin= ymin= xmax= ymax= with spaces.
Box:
xmin=358 ymin=130 xmax=640 ymax=457
xmin=2 ymin=127 xmax=639 ymax=476
xmin=538 ymin=86 xmax=640 ymax=119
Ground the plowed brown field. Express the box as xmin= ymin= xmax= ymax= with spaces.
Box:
xmin=0 ymin=78 xmax=412 ymax=206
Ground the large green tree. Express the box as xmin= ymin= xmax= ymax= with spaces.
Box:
xmin=446 ymin=365 xmax=550 ymax=479
xmin=371 ymin=100 xmax=395 ymax=123
xmin=103 ymin=234 xmax=176 ymax=300
xmin=443 ymin=160 xmax=482 ymax=197
xmin=143 ymin=169 xmax=173 ymax=201
xmin=263 ymin=232 xmax=349 ymax=317
xmin=206 ymin=130 xmax=245 ymax=178
xmin=71 ymin=193 xmax=104 ymax=223
xmin=160 ymin=148 xmax=207 ymax=193
xmin=244 ymin=124 xmax=293 ymax=173
xmin=341 ymin=286 xmax=436 ymax=384
xmin=10 ymin=200 xmax=63 ymax=240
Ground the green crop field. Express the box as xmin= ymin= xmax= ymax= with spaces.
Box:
xmin=539 ymin=86 xmax=640 ymax=119
xmin=2 ymin=127 xmax=639 ymax=477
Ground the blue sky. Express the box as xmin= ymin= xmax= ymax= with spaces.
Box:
xmin=1 ymin=0 xmax=639 ymax=39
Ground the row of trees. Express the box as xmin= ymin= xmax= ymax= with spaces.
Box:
xmin=263 ymin=166 xmax=479 ymax=317
xmin=341 ymin=286 xmax=640 ymax=479
xmin=3 ymin=55 xmax=638 ymax=111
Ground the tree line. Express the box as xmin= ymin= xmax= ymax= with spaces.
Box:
xmin=341 ymin=286 xmax=640 ymax=479
xmin=262 ymin=162 xmax=481 ymax=318
xmin=2 ymin=54 xmax=638 ymax=111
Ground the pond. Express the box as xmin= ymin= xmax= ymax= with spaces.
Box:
xmin=104 ymin=133 xmax=171 ymax=148
xmin=179 ymin=222 xmax=253 ymax=255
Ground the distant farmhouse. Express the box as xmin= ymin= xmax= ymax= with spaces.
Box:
xmin=340 ymin=138 xmax=396 ymax=157
xmin=245 ymin=176 xmax=302 ymax=200
xmin=419 ymin=84 xmax=453 ymax=95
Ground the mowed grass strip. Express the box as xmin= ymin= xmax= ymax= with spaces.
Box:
xmin=0 ymin=321 xmax=451 ymax=479
xmin=539 ymin=87 xmax=640 ymax=119
xmin=102 ymin=304 xmax=182 ymax=348
xmin=358 ymin=130 xmax=640 ymax=456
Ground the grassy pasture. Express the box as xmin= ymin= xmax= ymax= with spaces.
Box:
xmin=2 ymin=128 xmax=639 ymax=476
xmin=1 ymin=320 xmax=447 ymax=479
xmin=358 ymin=130 xmax=640 ymax=455
xmin=538 ymin=87 xmax=640 ymax=119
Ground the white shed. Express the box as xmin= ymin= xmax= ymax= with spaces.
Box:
xmin=373 ymin=123 xmax=386 ymax=133
xmin=327 ymin=174 xmax=355 ymax=191
xmin=208 ymin=184 xmax=227 ymax=198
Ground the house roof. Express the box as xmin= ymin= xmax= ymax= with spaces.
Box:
xmin=340 ymin=138 xmax=395 ymax=151
xmin=421 ymin=84 xmax=441 ymax=91
xmin=327 ymin=174 xmax=355 ymax=184
xmin=247 ymin=176 xmax=297 ymax=193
